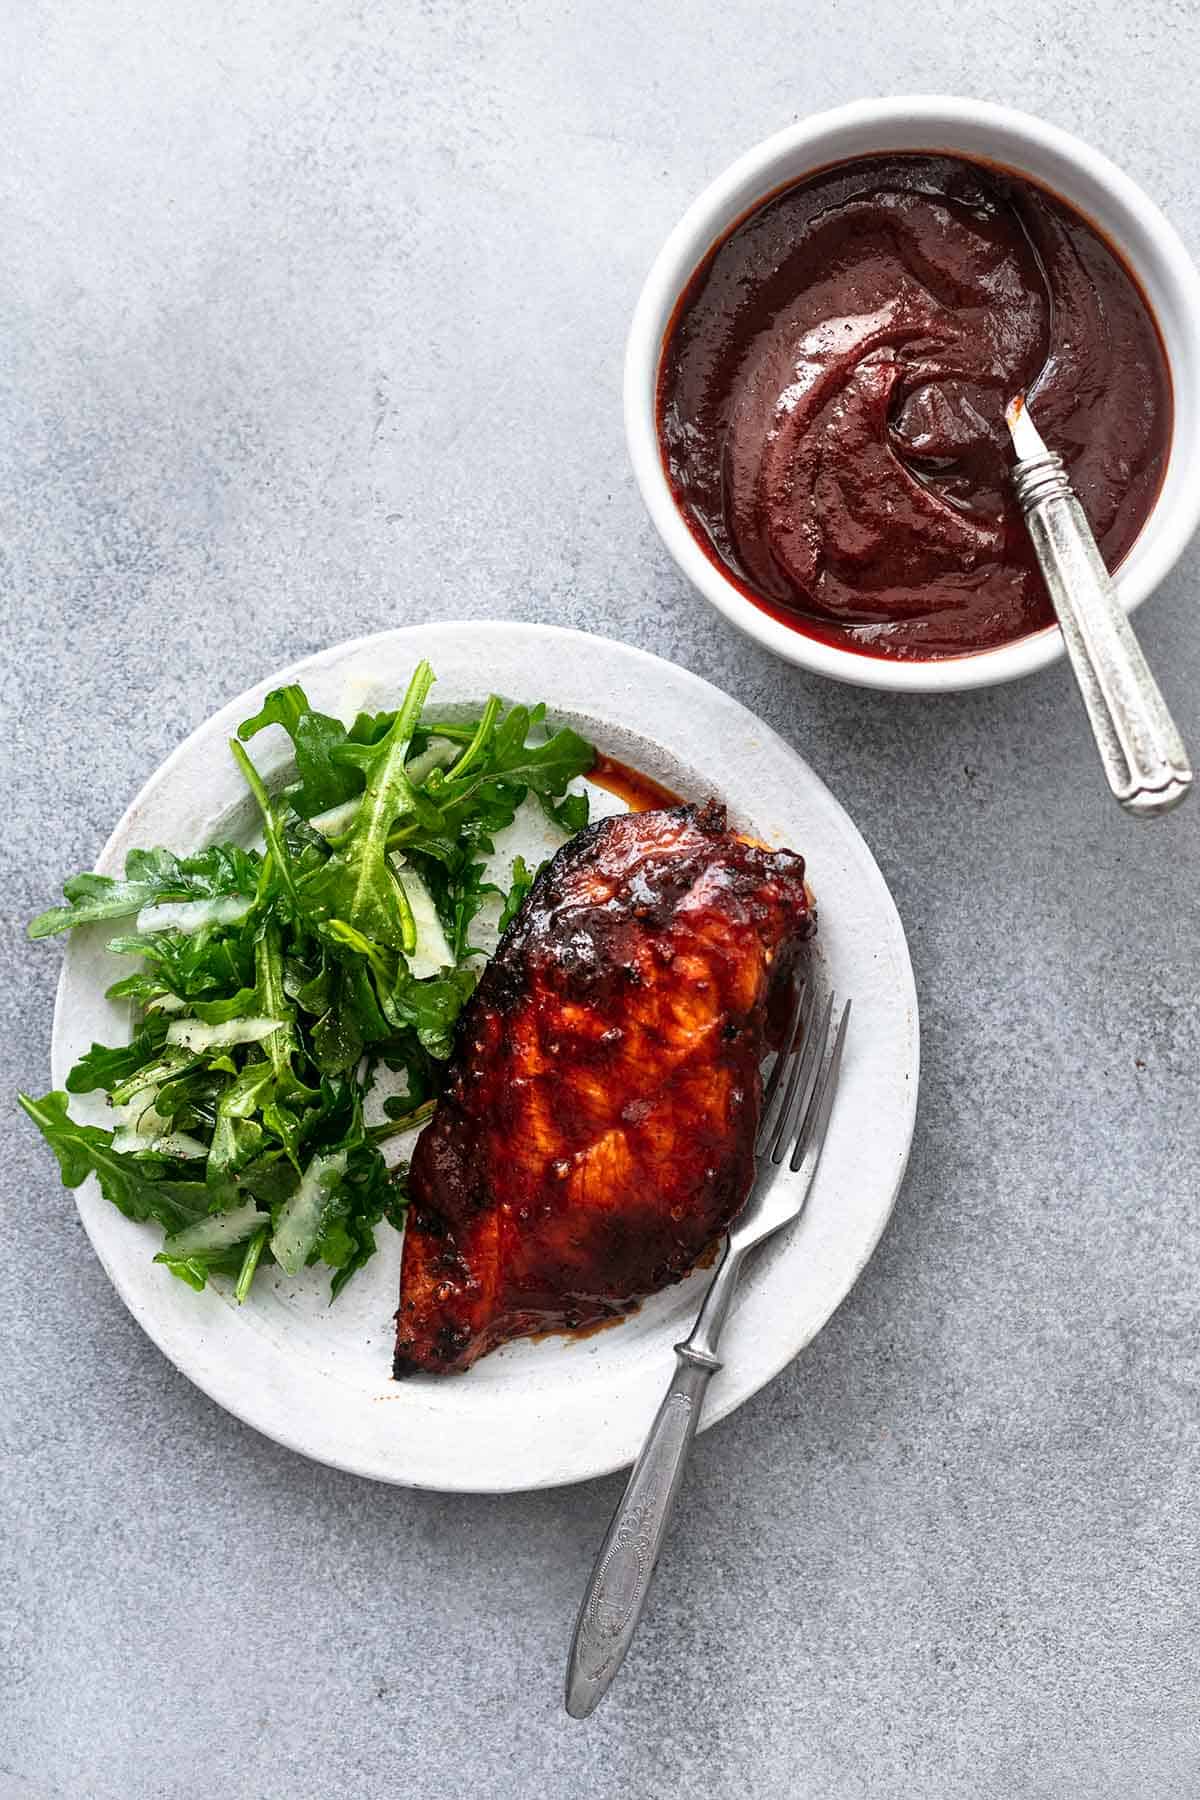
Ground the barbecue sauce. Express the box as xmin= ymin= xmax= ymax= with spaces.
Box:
xmin=658 ymin=153 xmax=1171 ymax=660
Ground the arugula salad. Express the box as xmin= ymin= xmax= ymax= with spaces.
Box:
xmin=19 ymin=662 xmax=594 ymax=1302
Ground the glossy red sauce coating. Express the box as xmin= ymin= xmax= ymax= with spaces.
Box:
xmin=393 ymin=800 xmax=813 ymax=1374
xmin=657 ymin=153 xmax=1172 ymax=661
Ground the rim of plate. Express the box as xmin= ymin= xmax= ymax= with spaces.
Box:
xmin=50 ymin=621 xmax=919 ymax=1490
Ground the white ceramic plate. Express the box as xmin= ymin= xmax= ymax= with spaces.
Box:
xmin=50 ymin=622 xmax=918 ymax=1491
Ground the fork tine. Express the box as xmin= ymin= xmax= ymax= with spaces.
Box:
xmin=789 ymin=999 xmax=851 ymax=1172
xmin=760 ymin=979 xmax=815 ymax=1156
xmin=768 ymin=989 xmax=833 ymax=1165
xmin=756 ymin=977 xmax=809 ymax=1154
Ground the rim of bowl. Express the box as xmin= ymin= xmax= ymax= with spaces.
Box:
xmin=625 ymin=95 xmax=1200 ymax=694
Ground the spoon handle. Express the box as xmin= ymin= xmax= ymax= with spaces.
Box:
xmin=1013 ymin=452 xmax=1191 ymax=817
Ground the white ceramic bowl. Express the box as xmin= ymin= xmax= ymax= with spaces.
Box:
xmin=625 ymin=96 xmax=1200 ymax=693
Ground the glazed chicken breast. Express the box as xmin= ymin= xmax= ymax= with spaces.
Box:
xmin=393 ymin=799 xmax=814 ymax=1377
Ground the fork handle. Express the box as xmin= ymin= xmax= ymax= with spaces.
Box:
xmin=564 ymin=1241 xmax=743 ymax=1719
xmin=564 ymin=1348 xmax=716 ymax=1717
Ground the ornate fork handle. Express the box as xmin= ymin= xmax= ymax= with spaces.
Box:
xmin=564 ymin=1241 xmax=743 ymax=1718
xmin=564 ymin=991 xmax=849 ymax=1719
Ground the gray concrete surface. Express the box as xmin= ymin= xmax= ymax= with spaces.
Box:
xmin=3 ymin=5 xmax=1199 ymax=1797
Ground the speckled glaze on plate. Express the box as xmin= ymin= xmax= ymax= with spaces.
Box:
xmin=50 ymin=622 xmax=919 ymax=1491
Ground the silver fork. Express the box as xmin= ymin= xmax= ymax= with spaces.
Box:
xmin=564 ymin=979 xmax=850 ymax=1718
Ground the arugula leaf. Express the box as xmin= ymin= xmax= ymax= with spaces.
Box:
xmin=237 ymin=685 xmax=308 ymax=739
xmin=237 ymin=1155 xmax=302 ymax=1214
xmin=66 ymin=1021 xmax=169 ymax=1094
xmin=108 ymin=1048 xmax=200 ymax=1107
xmin=105 ymin=970 xmax=177 ymax=1009
xmin=346 ymin=709 xmax=399 ymax=747
xmin=375 ymin=1034 xmax=439 ymax=1116
xmin=320 ymin=918 xmax=397 ymax=992
xmin=151 ymin=1066 xmax=227 ymax=1133
xmin=188 ymin=986 xmax=260 ymax=1025
xmin=234 ymin=1227 xmax=270 ymax=1302
xmin=132 ymin=844 xmax=262 ymax=898
xmin=28 ymin=844 xmax=262 ymax=940
xmin=420 ymin=856 xmax=499 ymax=961
xmin=311 ymin=1138 xmax=397 ymax=1298
xmin=498 ymin=855 xmax=536 ymax=933
xmin=298 ymin=661 xmax=434 ymax=952
xmin=441 ymin=694 xmax=502 ymax=781
xmin=389 ymin=705 xmax=592 ymax=862
xmin=206 ymin=1063 xmax=275 ymax=1199
xmin=307 ymin=965 xmax=378 ymax=1076
xmin=154 ymin=1255 xmax=212 ymax=1292
xmin=388 ymin=965 xmax=477 ymax=1059
xmin=107 ymin=921 xmax=255 ymax=1005
xmin=369 ymin=1098 xmax=436 ymax=1147
xmin=28 ymin=873 xmax=166 ymax=940
xmin=253 ymin=923 xmax=305 ymax=1090
xmin=18 ymin=1092 xmax=209 ymax=1233
xmin=471 ymin=704 xmax=593 ymax=798
xmin=381 ymin=1164 xmax=412 ymax=1233
xmin=228 ymin=739 xmax=300 ymax=908
xmin=282 ymin=812 xmax=334 ymax=879
xmin=238 ymin=686 xmax=365 ymax=818
xmin=540 ymin=789 xmax=589 ymax=834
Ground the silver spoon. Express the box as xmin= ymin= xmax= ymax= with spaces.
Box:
xmin=1006 ymin=394 xmax=1191 ymax=817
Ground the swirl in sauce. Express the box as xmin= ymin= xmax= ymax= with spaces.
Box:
xmin=657 ymin=154 xmax=1172 ymax=660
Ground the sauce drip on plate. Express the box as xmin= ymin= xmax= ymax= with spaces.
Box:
xmin=589 ymin=752 xmax=683 ymax=812
xmin=657 ymin=153 xmax=1172 ymax=660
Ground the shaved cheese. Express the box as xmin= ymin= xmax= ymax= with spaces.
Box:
xmin=393 ymin=865 xmax=454 ymax=979
xmin=165 ymin=1015 xmax=279 ymax=1053
xmin=404 ymin=737 xmax=460 ymax=785
xmin=111 ymin=1091 xmax=164 ymax=1133
xmin=145 ymin=992 xmax=188 ymax=1015
xmin=270 ymin=1150 xmax=349 ymax=1276
xmin=308 ymin=797 xmax=361 ymax=837
xmin=137 ymin=894 xmax=255 ymax=935
xmin=162 ymin=1201 xmax=267 ymax=1258
xmin=112 ymin=1128 xmax=209 ymax=1159
xmin=111 ymin=1093 xmax=199 ymax=1157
